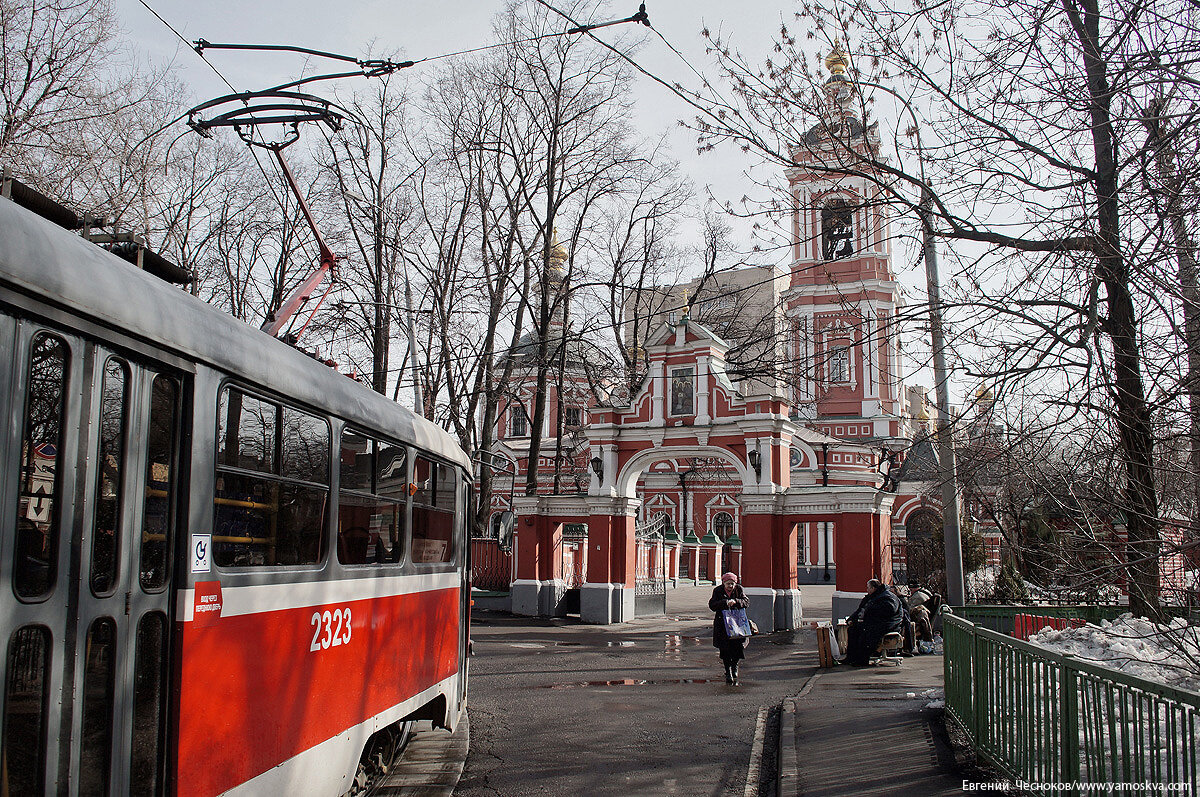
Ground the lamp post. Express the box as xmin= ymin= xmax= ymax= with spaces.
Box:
xmin=858 ymin=79 xmax=966 ymax=606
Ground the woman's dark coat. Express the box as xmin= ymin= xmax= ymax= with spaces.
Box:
xmin=709 ymin=584 xmax=749 ymax=663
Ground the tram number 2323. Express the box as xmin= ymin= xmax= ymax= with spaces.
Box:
xmin=310 ymin=607 xmax=353 ymax=652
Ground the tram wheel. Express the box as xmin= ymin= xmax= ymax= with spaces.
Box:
xmin=344 ymin=721 xmax=415 ymax=797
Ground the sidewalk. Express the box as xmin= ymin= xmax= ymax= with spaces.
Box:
xmin=780 ymin=654 xmax=974 ymax=797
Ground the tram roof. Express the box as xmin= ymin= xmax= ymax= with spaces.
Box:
xmin=0 ymin=196 xmax=469 ymax=472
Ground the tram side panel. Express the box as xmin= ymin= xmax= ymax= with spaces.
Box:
xmin=171 ymin=370 xmax=465 ymax=797
xmin=173 ymin=579 xmax=462 ymax=797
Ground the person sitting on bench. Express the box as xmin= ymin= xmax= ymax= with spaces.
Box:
xmin=841 ymin=578 xmax=904 ymax=666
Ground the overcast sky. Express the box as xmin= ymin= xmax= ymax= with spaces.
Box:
xmin=115 ymin=1 xmax=803 ymax=251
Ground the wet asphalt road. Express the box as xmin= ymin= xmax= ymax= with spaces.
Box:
xmin=455 ymin=585 xmax=833 ymax=797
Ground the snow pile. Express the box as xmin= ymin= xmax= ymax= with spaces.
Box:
xmin=1028 ymin=613 xmax=1200 ymax=694
xmin=920 ymin=687 xmax=946 ymax=709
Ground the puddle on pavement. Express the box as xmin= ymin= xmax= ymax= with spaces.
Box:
xmin=508 ymin=640 xmax=634 ymax=649
xmin=659 ymin=634 xmax=704 ymax=661
xmin=543 ymin=678 xmax=720 ymax=689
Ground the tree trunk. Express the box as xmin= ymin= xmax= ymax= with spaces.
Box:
xmin=1065 ymin=0 xmax=1162 ymax=618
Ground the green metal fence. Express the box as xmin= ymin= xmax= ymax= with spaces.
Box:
xmin=943 ymin=608 xmax=1200 ymax=793
xmin=952 ymin=605 xmax=1129 ymax=635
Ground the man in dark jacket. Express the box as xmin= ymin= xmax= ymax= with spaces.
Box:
xmin=841 ymin=578 xmax=904 ymax=666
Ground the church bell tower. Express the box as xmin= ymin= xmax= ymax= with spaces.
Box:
xmin=783 ymin=42 xmax=905 ymax=443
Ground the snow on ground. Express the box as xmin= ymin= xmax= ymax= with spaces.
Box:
xmin=1027 ymin=614 xmax=1200 ymax=694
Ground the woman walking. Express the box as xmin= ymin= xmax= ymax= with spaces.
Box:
xmin=709 ymin=572 xmax=749 ymax=685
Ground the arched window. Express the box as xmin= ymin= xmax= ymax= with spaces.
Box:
xmin=489 ymin=512 xmax=504 ymax=539
xmin=653 ymin=510 xmax=674 ymax=536
xmin=712 ymin=511 xmax=734 ymax=541
xmin=822 ymin=199 xmax=854 ymax=260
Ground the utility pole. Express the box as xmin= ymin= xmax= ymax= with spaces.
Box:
xmin=920 ymin=188 xmax=966 ymax=606
xmin=858 ymin=77 xmax=967 ymax=606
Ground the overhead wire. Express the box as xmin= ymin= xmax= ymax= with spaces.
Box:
xmin=136 ymin=0 xmax=238 ymax=93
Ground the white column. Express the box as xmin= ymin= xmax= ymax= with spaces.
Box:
xmin=696 ymin=354 xmax=711 ymax=425
xmin=649 ymin=360 xmax=664 ymax=424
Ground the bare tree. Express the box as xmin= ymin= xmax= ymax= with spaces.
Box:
xmin=672 ymin=0 xmax=1200 ymax=617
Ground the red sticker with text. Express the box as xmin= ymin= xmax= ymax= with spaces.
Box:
xmin=193 ymin=581 xmax=223 ymax=627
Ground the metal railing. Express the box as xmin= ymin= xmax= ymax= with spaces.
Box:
xmin=469 ymin=537 xmax=513 ymax=592
xmin=943 ymin=607 xmax=1200 ymax=792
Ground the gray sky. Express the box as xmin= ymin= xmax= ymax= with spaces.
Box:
xmin=116 ymin=1 xmax=797 ymax=250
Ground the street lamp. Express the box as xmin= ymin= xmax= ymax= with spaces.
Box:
xmin=747 ymin=448 xmax=761 ymax=482
xmin=858 ymin=78 xmax=966 ymax=606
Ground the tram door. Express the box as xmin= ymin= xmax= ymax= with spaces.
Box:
xmin=1 ymin=322 xmax=184 ymax=796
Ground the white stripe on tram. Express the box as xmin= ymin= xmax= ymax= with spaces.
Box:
xmin=176 ymin=571 xmax=462 ymax=621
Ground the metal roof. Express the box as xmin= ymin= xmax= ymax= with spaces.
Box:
xmin=0 ymin=195 xmax=469 ymax=471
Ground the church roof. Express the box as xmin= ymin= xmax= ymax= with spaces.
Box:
xmin=644 ymin=315 xmax=731 ymax=349
xmin=500 ymin=327 xmax=611 ymax=371
xmin=896 ymin=434 xmax=940 ymax=482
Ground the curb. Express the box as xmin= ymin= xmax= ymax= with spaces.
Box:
xmin=777 ymin=672 xmax=819 ymax=797
xmin=744 ymin=706 xmax=770 ymax=797
xmin=778 ymin=697 xmax=797 ymax=797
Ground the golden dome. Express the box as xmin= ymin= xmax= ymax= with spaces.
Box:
xmin=825 ymin=41 xmax=849 ymax=77
xmin=549 ymin=228 xmax=568 ymax=268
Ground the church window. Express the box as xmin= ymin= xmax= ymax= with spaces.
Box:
xmin=509 ymin=404 xmax=528 ymax=437
xmin=712 ymin=512 xmax=734 ymax=541
xmin=822 ymin=200 xmax=854 ymax=260
xmin=564 ymin=406 xmax=583 ymax=427
xmin=829 ymin=345 xmax=850 ymax=384
xmin=669 ymin=367 xmax=695 ymax=416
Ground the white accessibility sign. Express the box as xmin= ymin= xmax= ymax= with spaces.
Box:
xmin=191 ymin=533 xmax=211 ymax=574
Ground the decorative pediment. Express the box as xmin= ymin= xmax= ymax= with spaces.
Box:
xmin=644 ymin=317 xmax=731 ymax=352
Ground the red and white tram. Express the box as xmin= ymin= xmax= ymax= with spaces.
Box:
xmin=0 ymin=187 xmax=470 ymax=795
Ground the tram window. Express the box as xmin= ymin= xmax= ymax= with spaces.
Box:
xmin=340 ymin=429 xmax=373 ymax=492
xmin=140 ymin=375 xmax=179 ymax=591
xmin=281 ymin=406 xmax=330 ymax=484
xmin=91 ymin=358 xmax=128 ymax=596
xmin=15 ymin=333 xmax=68 ymax=600
xmin=3 ymin=625 xmax=50 ymax=795
xmin=411 ymin=457 xmax=455 ymax=564
xmin=218 ymin=389 xmax=276 ymax=472
xmin=214 ymin=473 xmax=327 ymax=567
xmin=337 ymin=431 xmax=406 ymax=566
xmin=215 ymin=388 xmax=330 ymax=568
xmin=130 ymin=612 xmax=168 ymax=797
xmin=79 ymin=617 xmax=117 ymax=797
xmin=336 ymin=493 xmax=403 ymax=565
xmin=376 ymin=442 xmax=407 ymax=499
